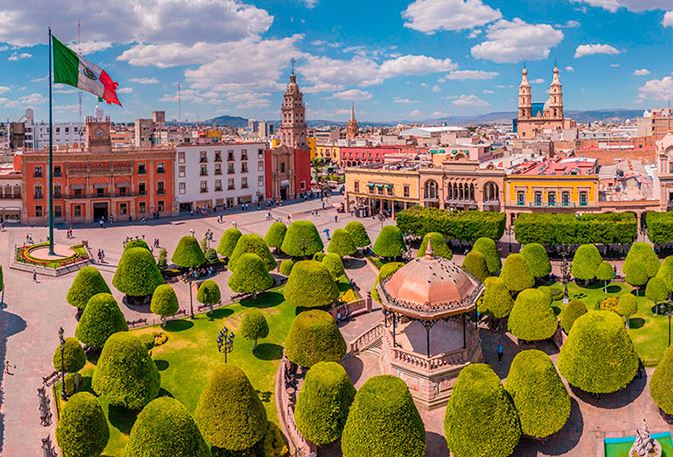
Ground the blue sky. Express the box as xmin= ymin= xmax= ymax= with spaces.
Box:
xmin=0 ymin=0 xmax=672 ymax=123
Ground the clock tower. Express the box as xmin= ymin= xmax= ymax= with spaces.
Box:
xmin=85 ymin=115 xmax=112 ymax=152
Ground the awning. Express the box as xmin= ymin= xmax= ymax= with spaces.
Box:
xmin=93 ymin=183 xmax=107 ymax=189
xmin=375 ymin=184 xmax=384 ymax=189
xmin=384 ymin=184 xmax=393 ymax=189
xmin=115 ymin=182 xmax=130 ymax=187
xmin=70 ymin=184 xmax=84 ymax=190
xmin=367 ymin=183 xmax=375 ymax=187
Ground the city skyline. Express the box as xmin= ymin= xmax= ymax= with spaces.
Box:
xmin=1 ymin=0 xmax=673 ymax=123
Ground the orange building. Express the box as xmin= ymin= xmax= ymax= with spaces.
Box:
xmin=21 ymin=116 xmax=176 ymax=224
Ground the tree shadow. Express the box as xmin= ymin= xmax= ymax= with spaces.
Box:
xmin=256 ymin=390 xmax=272 ymax=403
xmin=344 ymin=257 xmax=366 ymax=269
xmin=241 ymin=291 xmax=284 ymax=309
xmin=209 ymin=308 xmax=234 ymax=320
xmin=254 ymin=343 xmax=283 ymax=361
xmin=629 ymin=318 xmax=645 ymax=329
xmin=156 ymin=387 xmax=174 ymax=399
xmin=516 ymin=397 xmax=584 ymax=456
xmin=606 ymin=285 xmax=621 ymax=294
xmin=425 ymin=431 xmax=449 ymax=457
xmin=154 ymin=359 xmax=169 ymax=371
xmin=86 ymin=350 xmax=101 ymax=365
xmin=342 ymin=353 xmax=364 ymax=385
xmin=108 ymin=405 xmax=139 ymax=435
xmin=569 ymin=369 xmax=647 ymax=409
xmin=164 ymin=319 xmax=194 ymax=332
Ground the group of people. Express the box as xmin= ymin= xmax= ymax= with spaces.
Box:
xmin=65 ymin=227 xmax=75 ymax=239
xmin=183 ymin=266 xmax=215 ymax=281
xmin=122 ymin=235 xmax=146 ymax=248
xmin=96 ymin=249 xmax=106 ymax=263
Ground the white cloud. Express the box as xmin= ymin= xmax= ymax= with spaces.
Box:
xmin=330 ymin=89 xmax=372 ymax=101
xmin=304 ymin=0 xmax=318 ymax=7
xmin=572 ymin=0 xmax=673 ymax=13
xmin=408 ymin=109 xmax=423 ymax=118
xmin=129 ymin=77 xmax=160 ymax=85
xmin=430 ymin=111 xmax=449 ymax=118
xmin=633 ymin=68 xmax=651 ymax=76
xmin=558 ymin=19 xmax=581 ymax=28
xmin=378 ymin=55 xmax=457 ymax=78
xmin=467 ymin=29 xmax=482 ymax=38
xmin=610 ymin=63 xmax=621 ymax=67
xmin=444 ymin=70 xmax=498 ymax=80
xmin=530 ymin=78 xmax=545 ymax=84
xmin=565 ymin=65 xmax=575 ymax=72
xmin=393 ymin=98 xmax=419 ymax=104
xmin=452 ymin=94 xmax=490 ymax=107
xmin=482 ymin=89 xmax=494 ymax=94
xmin=19 ymin=93 xmax=47 ymax=105
xmin=664 ymin=11 xmax=673 ymax=27
xmin=8 ymin=52 xmax=31 ymax=61
xmin=31 ymin=76 xmax=48 ymax=83
xmin=0 ymin=98 xmax=18 ymax=108
xmin=471 ymin=18 xmax=564 ymax=63
xmin=117 ymin=87 xmax=134 ymax=94
xmin=574 ymin=43 xmax=621 ymax=58
xmin=432 ymin=85 xmax=441 ymax=93
xmin=638 ymin=76 xmax=673 ymax=101
xmin=53 ymin=84 xmax=77 ymax=94
xmin=0 ymin=86 xmax=9 ymax=94
xmin=402 ymin=0 xmax=501 ymax=33
xmin=71 ymin=41 xmax=112 ymax=55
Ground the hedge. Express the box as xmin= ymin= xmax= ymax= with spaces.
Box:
xmin=194 ymin=364 xmax=268 ymax=453
xmin=504 ymin=350 xmax=570 ymax=439
xmin=344 ymin=221 xmax=371 ymax=247
xmin=66 ymin=266 xmax=111 ymax=309
xmin=327 ymin=229 xmax=357 ymax=257
xmin=462 ymin=251 xmax=489 ymax=282
xmin=571 ymin=244 xmax=603 ymax=282
xmin=240 ymin=309 xmax=269 ymax=349
xmin=372 ymin=226 xmax=406 ymax=258
xmin=520 ymin=243 xmax=551 ymax=279
xmin=112 ymin=247 xmax=165 ymax=297
xmin=508 ymin=288 xmax=558 ymax=341
xmin=75 ymin=293 xmax=128 ymax=349
xmin=417 ymin=232 xmax=452 ymax=259
xmin=342 ymin=375 xmax=425 ymax=457
xmin=558 ymin=311 xmax=639 ymax=393
xmin=279 ymin=259 xmax=294 ymax=276
xmin=646 ymin=211 xmax=673 ymax=245
xmin=444 ymin=364 xmax=520 ymax=457
xmin=56 ymin=392 xmax=109 ymax=457
xmin=284 ymin=260 xmax=339 ymax=309
xmin=559 ymin=299 xmax=587 ymax=333
xmin=281 ymin=220 xmax=324 ymax=257
xmin=295 ymin=361 xmax=356 ymax=445
xmin=322 ymin=253 xmax=345 ymax=280
xmin=228 ymin=253 xmax=273 ymax=298
xmin=52 ymin=337 xmax=86 ymax=373
xmin=92 ymin=332 xmax=161 ymax=410
xmin=264 ymin=221 xmax=287 ymax=249
xmin=396 ymin=206 xmax=505 ymax=242
xmin=514 ymin=212 xmax=637 ymax=245
xmin=500 ymin=253 xmax=534 ymax=293
xmin=285 ymin=310 xmax=346 ymax=368
xmin=172 ymin=236 xmax=207 ymax=268
xmin=217 ymin=228 xmax=242 ymax=258
xmin=371 ymin=262 xmax=405 ymax=303
xmin=651 ymin=346 xmax=673 ymax=415
xmin=481 ymin=277 xmax=514 ymax=319
xmin=228 ymin=234 xmax=276 ymax=272
xmin=126 ymin=397 xmax=210 ymax=457
xmin=472 ymin=237 xmax=502 ymax=275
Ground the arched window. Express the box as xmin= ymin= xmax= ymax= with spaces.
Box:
xmin=424 ymin=180 xmax=438 ymax=200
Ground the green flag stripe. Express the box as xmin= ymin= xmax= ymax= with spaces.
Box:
xmin=52 ymin=36 xmax=79 ymax=87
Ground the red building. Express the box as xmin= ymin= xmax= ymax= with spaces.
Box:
xmin=340 ymin=146 xmax=404 ymax=167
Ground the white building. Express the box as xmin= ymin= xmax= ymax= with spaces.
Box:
xmin=175 ymin=142 xmax=267 ymax=212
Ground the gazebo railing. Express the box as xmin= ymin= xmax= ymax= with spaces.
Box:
xmin=388 ymin=333 xmax=479 ymax=372
xmin=350 ymin=322 xmax=385 ymax=354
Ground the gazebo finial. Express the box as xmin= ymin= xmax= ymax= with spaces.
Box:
xmin=425 ymin=238 xmax=434 ymax=259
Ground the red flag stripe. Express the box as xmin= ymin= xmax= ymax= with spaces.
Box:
xmin=99 ymin=70 xmax=122 ymax=107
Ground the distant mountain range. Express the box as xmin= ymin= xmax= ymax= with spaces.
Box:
xmin=199 ymin=109 xmax=645 ymax=128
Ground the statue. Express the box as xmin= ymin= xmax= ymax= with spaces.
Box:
xmin=630 ymin=419 xmax=661 ymax=457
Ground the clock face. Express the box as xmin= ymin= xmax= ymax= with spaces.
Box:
xmin=95 ymin=128 xmax=104 ymax=137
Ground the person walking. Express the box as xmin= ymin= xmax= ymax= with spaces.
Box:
xmin=496 ymin=339 xmax=504 ymax=364
xmin=32 ymin=269 xmax=38 ymax=283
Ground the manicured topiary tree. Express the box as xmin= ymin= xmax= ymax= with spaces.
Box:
xmin=92 ymin=332 xmax=161 ymax=410
xmin=618 ymin=294 xmax=639 ymax=324
xmin=418 ymin=232 xmax=452 ymax=259
xmin=558 ymin=311 xmax=639 ymax=394
xmin=205 ymin=248 xmax=219 ymax=265
xmin=240 ymin=309 xmax=269 ymax=350
xmin=646 ymin=276 xmax=669 ymax=304
xmin=113 ymin=247 xmax=164 ymax=298
xmin=481 ymin=276 xmax=514 ymax=319
xmin=650 ymin=346 xmax=673 ymax=416
xmin=372 ymin=226 xmax=406 ymax=259
xmin=157 ymin=248 xmax=168 ymax=272
xmin=194 ymin=365 xmax=267 ymax=454
xmin=596 ymin=261 xmax=614 ymax=293
xmin=228 ymin=234 xmax=276 ymax=272
xmin=284 ymin=260 xmax=339 ymax=309
xmin=344 ymin=221 xmax=371 ymax=248
xmin=172 ymin=236 xmax=207 ymax=268
xmin=313 ymin=251 xmax=326 ymax=262
xmin=520 ymin=243 xmax=551 ymax=279
xmin=571 ymin=244 xmax=602 ymax=283
xmin=508 ymin=288 xmax=557 ymax=341
xmin=279 ymin=259 xmax=294 ymax=276
xmin=371 ymin=262 xmax=405 ymax=303
xmin=445 ymin=363 xmax=521 ymax=457
xmin=500 ymin=253 xmax=534 ymax=293
xmin=196 ymin=279 xmax=221 ymax=315
xmin=472 ymin=237 xmax=501 ymax=275
xmin=504 ymin=350 xmax=570 ymax=439
xmin=228 ymin=253 xmax=273 ymax=300
xmin=264 ymin=221 xmax=287 ymax=252
xmin=150 ymin=284 xmax=179 ymax=327
xmin=559 ymin=299 xmax=587 ymax=333
xmin=53 ymin=337 xmax=86 ymax=375
xmin=217 ymin=228 xmax=242 ymax=258
xmin=126 ymin=396 xmax=211 ymax=457
xmin=285 ymin=310 xmax=346 ymax=367
xmin=462 ymin=250 xmax=489 ymax=282
xmin=624 ymin=242 xmax=660 ymax=288
xmin=327 ymin=229 xmax=357 ymax=258
xmin=125 ymin=239 xmax=150 ymax=251
xmin=281 ymin=220 xmax=324 ymax=258
xmin=342 ymin=375 xmax=425 ymax=457
xmin=75 ymin=293 xmax=128 ymax=349
xmin=657 ymin=257 xmax=673 ymax=292
xmin=56 ymin=392 xmax=109 ymax=457
xmin=295 ymin=361 xmax=356 ymax=446
xmin=322 ymin=253 xmax=345 ymax=280
xmin=66 ymin=266 xmax=111 ymax=311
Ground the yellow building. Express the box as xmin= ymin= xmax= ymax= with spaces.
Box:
xmin=344 ymin=166 xmax=420 ymax=216
xmin=315 ymin=142 xmax=341 ymax=163
xmin=307 ymin=137 xmax=317 ymax=160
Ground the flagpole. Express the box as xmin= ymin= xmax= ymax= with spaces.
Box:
xmin=48 ymin=27 xmax=54 ymax=255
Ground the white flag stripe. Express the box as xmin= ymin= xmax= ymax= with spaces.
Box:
xmin=76 ymin=55 xmax=105 ymax=99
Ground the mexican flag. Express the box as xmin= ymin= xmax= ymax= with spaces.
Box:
xmin=52 ymin=35 xmax=122 ymax=106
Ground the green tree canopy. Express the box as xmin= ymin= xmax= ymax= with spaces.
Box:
xmin=228 ymin=234 xmax=276 ymax=272
xmin=646 ymin=276 xmax=669 ymax=304
xmin=75 ymin=293 xmax=128 ymax=349
xmin=462 ymin=251 xmax=490 ymax=282
xmin=481 ymin=277 xmax=514 ymax=319
xmin=264 ymin=221 xmax=287 ymax=249
xmin=240 ymin=309 xmax=269 ymax=349
xmin=508 ymin=288 xmax=558 ymax=341
xmin=156 ymin=248 xmax=168 ymax=271
xmin=371 ymin=262 xmax=405 ymax=303
xmin=396 ymin=206 xmax=505 ymax=242
xmin=444 ymin=363 xmax=521 ymax=457
xmin=281 ymin=220 xmax=324 ymax=257
xmin=342 ymin=375 xmax=425 ymax=457
xmin=285 ymin=310 xmax=346 ymax=367
xmin=217 ymin=228 xmax=242 ymax=258
xmin=150 ymin=284 xmax=179 ymax=325
xmin=559 ymin=299 xmax=587 ymax=334
xmin=66 ymin=266 xmax=111 ymax=309
xmin=228 ymin=253 xmax=273 ymax=299
xmin=558 ymin=311 xmax=639 ymax=394
xmin=196 ymin=279 xmax=221 ymax=306
xmin=617 ymin=293 xmax=639 ymax=318
xmin=92 ymin=332 xmax=161 ymax=410
xmin=56 ymin=392 xmax=109 ymax=457
xmin=472 ymin=237 xmax=501 ymax=275
xmin=204 ymin=248 xmax=218 ymax=265
xmin=52 ymin=337 xmax=86 ymax=373
xmin=322 ymin=253 xmax=345 ymax=280
xmin=125 ymin=239 xmax=150 ymax=251
xmin=194 ymin=365 xmax=268 ymax=453
xmin=295 ymin=361 xmax=356 ymax=445
xmin=372 ymin=225 xmax=406 ymax=259
xmin=520 ymin=243 xmax=551 ymax=279
xmin=126 ymin=396 xmax=211 ymax=457
xmin=172 ymin=236 xmax=207 ymax=268
xmin=327 ymin=229 xmax=357 ymax=257
xmin=113 ymin=247 xmax=164 ymax=297
xmin=279 ymin=259 xmax=294 ymax=276
xmin=571 ymin=244 xmax=603 ymax=282
xmin=417 ymin=232 xmax=452 ymax=259
xmin=504 ymin=350 xmax=570 ymax=439
xmin=500 ymin=253 xmax=534 ymax=293
xmin=284 ymin=260 xmax=339 ymax=309
xmin=623 ymin=242 xmax=660 ymax=286
xmin=656 ymin=260 xmax=673 ymax=292
xmin=344 ymin=221 xmax=371 ymax=248
xmin=650 ymin=346 xmax=673 ymax=416
xmin=596 ymin=261 xmax=614 ymax=292
xmin=313 ymin=252 xmax=326 ymax=262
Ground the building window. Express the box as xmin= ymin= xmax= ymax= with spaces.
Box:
xmin=53 ymin=166 xmax=62 ymax=177
xmin=35 ymin=205 xmax=43 ymax=217
xmin=158 ymin=200 xmax=165 ymax=212
xmin=404 ymin=185 xmax=410 ymax=198
xmin=534 ymin=191 xmax=542 ymax=206
xmin=200 ymin=165 xmax=208 ymax=176
xmin=34 ymin=186 xmax=43 ymax=199
xmin=119 ymin=186 xmax=128 ymax=196
xmin=354 ymin=181 xmax=360 ymax=192
xmin=54 ymin=185 xmax=62 ymax=199
xmin=228 ymin=163 xmax=235 ymax=174
xmin=241 ymin=162 xmax=248 ymax=173
xmin=73 ymin=187 xmax=83 ymax=197
xmin=280 ymin=162 xmax=285 ymax=173
xmin=179 ymin=182 xmax=186 ymax=194
xmin=139 ymin=202 xmax=146 ymax=214
xmin=258 ymin=148 xmax=264 ymax=158
xmin=214 ymin=163 xmax=222 ymax=175
xmin=178 ymin=151 xmax=185 ymax=163
xmin=200 ymin=181 xmax=208 ymax=193
xmin=241 ymin=177 xmax=248 ymax=189
xmin=258 ymin=176 xmax=264 ymax=187
xmin=517 ymin=191 xmax=525 ymax=206
xmin=562 ymin=191 xmax=570 ymax=206
xmin=215 ymin=180 xmax=222 ymax=191
xmin=387 ymin=186 xmax=393 ymax=196
xmin=157 ymin=182 xmax=165 ymax=195
xmin=258 ymin=161 xmax=264 ymax=172
xmin=228 ymin=179 xmax=235 ymax=190
xmin=139 ymin=183 xmax=146 ymax=195
xmin=200 ymin=151 xmax=208 ymax=163
xmin=241 ymin=149 xmax=248 ymax=160
xmin=138 ymin=163 xmax=146 ymax=174
xmin=157 ymin=162 xmax=165 ymax=174
xmin=73 ymin=205 xmax=82 ymax=217
xmin=54 ymin=205 xmax=62 ymax=218
xmin=579 ymin=191 xmax=588 ymax=207
xmin=215 ymin=151 xmax=222 ymax=162
xmin=228 ymin=150 xmax=234 ymax=161
xmin=120 ymin=203 xmax=128 ymax=215
xmin=179 ymin=166 xmax=186 ymax=178
xmin=34 ymin=166 xmax=43 ymax=178
xmin=548 ymin=191 xmax=556 ymax=207
xmin=300 ymin=180 xmax=306 ymax=191
xmin=96 ymin=187 xmax=105 ymax=197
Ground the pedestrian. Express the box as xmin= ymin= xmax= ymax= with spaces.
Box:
xmin=190 ymin=228 xmax=195 ymax=237
xmin=101 ymin=250 xmax=105 ymax=261
xmin=497 ymin=339 xmax=504 ymax=364
xmin=32 ymin=269 xmax=37 ymax=283
xmin=4 ymin=360 xmax=13 ymax=375
xmin=334 ymin=215 xmax=338 ymax=223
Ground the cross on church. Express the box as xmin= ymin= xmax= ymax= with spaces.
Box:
xmin=290 ymin=57 xmax=296 ymax=74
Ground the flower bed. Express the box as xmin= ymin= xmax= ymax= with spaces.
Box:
xmin=16 ymin=242 xmax=89 ymax=269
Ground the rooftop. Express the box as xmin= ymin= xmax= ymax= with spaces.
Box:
xmin=511 ymin=156 xmax=598 ymax=176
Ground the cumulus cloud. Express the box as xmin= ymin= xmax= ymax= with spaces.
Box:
xmin=402 ymin=0 xmax=501 ymax=33
xmin=471 ymin=19 xmax=564 ymax=63
xmin=571 ymin=0 xmax=673 ymax=13
xmin=408 ymin=109 xmax=423 ymax=118
xmin=393 ymin=98 xmax=419 ymax=104
xmin=452 ymin=94 xmax=490 ymax=107
xmin=664 ymin=11 xmax=673 ymax=27
xmin=633 ymin=68 xmax=651 ymax=76
xmin=0 ymin=86 xmax=9 ymax=94
xmin=565 ymin=66 xmax=575 ymax=72
xmin=20 ymin=93 xmax=47 ymax=105
xmin=574 ymin=43 xmax=621 ymax=58
xmin=638 ymin=76 xmax=673 ymax=101
xmin=117 ymin=87 xmax=134 ymax=94
xmin=0 ymin=98 xmax=18 ymax=108
xmin=330 ymin=89 xmax=372 ymax=101
xmin=8 ymin=52 xmax=31 ymax=61
xmin=72 ymin=41 xmax=112 ymax=55
xmin=530 ymin=78 xmax=545 ymax=84
xmin=129 ymin=77 xmax=160 ymax=85
xmin=443 ymin=70 xmax=498 ymax=80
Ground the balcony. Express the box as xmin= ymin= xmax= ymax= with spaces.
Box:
xmin=67 ymin=165 xmax=132 ymax=176
xmin=200 ymin=189 xmax=209 ymax=194
xmin=63 ymin=192 xmax=137 ymax=199
xmin=214 ymin=170 xmax=222 ymax=176
xmin=33 ymin=172 xmax=43 ymax=178
xmin=199 ymin=158 xmax=208 ymax=163
xmin=157 ymin=189 xmax=166 ymax=195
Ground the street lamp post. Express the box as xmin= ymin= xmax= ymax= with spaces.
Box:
xmin=559 ymin=245 xmax=571 ymax=305
xmin=658 ymin=302 xmax=673 ymax=347
xmin=187 ymin=268 xmax=195 ymax=319
xmin=217 ymin=326 xmax=235 ymax=363
xmin=57 ymin=327 xmax=67 ymax=401
xmin=508 ymin=226 xmax=513 ymax=253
